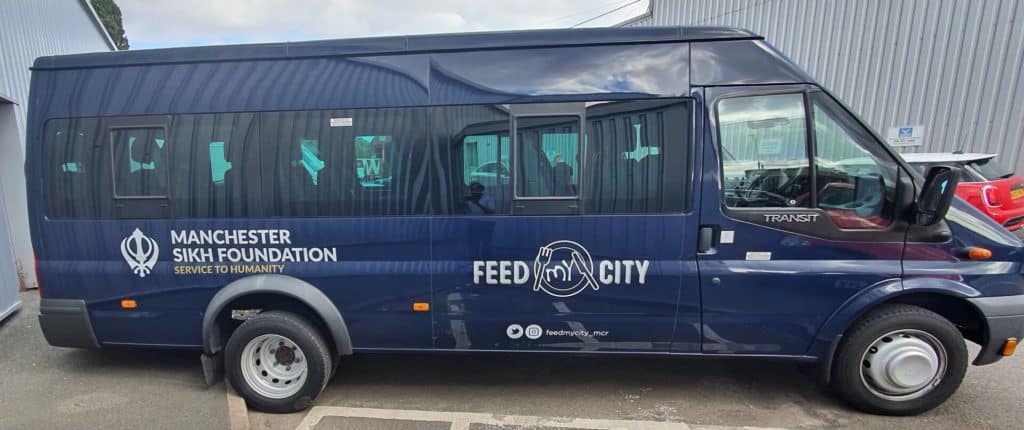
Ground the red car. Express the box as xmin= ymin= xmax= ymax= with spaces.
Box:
xmin=904 ymin=152 xmax=1024 ymax=230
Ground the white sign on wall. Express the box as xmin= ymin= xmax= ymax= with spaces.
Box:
xmin=886 ymin=125 xmax=925 ymax=147
xmin=758 ymin=137 xmax=783 ymax=155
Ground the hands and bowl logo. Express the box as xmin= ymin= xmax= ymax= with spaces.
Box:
xmin=472 ymin=240 xmax=650 ymax=297
xmin=532 ymin=240 xmax=599 ymax=298
xmin=121 ymin=228 xmax=159 ymax=278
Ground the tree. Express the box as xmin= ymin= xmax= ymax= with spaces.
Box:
xmin=90 ymin=0 xmax=129 ymax=50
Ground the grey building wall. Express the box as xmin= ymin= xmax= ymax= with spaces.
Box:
xmin=622 ymin=0 xmax=1024 ymax=171
xmin=0 ymin=102 xmax=22 ymax=320
xmin=0 ymin=0 xmax=114 ymax=300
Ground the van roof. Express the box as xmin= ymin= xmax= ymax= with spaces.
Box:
xmin=33 ymin=26 xmax=761 ymax=70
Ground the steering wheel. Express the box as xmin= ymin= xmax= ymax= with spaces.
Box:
xmin=742 ymin=188 xmax=791 ymax=205
xmin=739 ymin=173 xmax=797 ymax=206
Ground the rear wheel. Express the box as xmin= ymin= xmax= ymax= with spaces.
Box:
xmin=225 ymin=311 xmax=332 ymax=413
xmin=832 ymin=304 xmax=967 ymax=415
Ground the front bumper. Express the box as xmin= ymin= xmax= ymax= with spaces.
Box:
xmin=968 ymin=295 xmax=1024 ymax=365
xmin=38 ymin=299 xmax=100 ymax=349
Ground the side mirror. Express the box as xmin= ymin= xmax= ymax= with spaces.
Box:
xmin=916 ymin=165 xmax=961 ymax=226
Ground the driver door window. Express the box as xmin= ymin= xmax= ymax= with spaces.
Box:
xmin=718 ymin=93 xmax=811 ymax=208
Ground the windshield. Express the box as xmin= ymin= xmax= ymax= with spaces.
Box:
xmin=967 ymin=157 xmax=1014 ymax=180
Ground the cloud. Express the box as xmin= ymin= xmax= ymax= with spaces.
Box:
xmin=118 ymin=0 xmax=649 ymax=49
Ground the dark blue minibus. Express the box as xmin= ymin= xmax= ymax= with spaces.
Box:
xmin=27 ymin=27 xmax=1024 ymax=415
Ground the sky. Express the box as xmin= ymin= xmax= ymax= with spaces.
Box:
xmin=117 ymin=0 xmax=650 ymax=50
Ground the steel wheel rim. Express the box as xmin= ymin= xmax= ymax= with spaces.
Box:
xmin=240 ymin=334 xmax=307 ymax=399
xmin=859 ymin=329 xmax=947 ymax=401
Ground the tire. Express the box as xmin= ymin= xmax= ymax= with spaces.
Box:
xmin=225 ymin=311 xmax=333 ymax=413
xmin=831 ymin=304 xmax=967 ymax=416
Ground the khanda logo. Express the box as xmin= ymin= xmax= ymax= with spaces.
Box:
xmin=120 ymin=228 xmax=159 ymax=278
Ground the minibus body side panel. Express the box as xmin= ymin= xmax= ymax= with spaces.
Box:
xmin=807 ymin=199 xmax=1024 ymax=364
xmin=427 ymin=44 xmax=697 ymax=353
xmin=429 ymin=97 xmax=699 ymax=352
xmin=36 ymin=218 xmax=434 ymax=349
xmin=904 ymin=199 xmax=1024 ymax=298
xmin=431 ymin=215 xmax=698 ymax=352
xmin=903 ymin=199 xmax=1024 ymax=364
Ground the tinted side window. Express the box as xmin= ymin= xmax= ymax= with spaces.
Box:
xmin=434 ymin=100 xmax=691 ymax=216
xmin=111 ymin=127 xmax=168 ymax=197
xmin=262 ymin=108 xmax=429 ymax=217
xmin=515 ymin=116 xmax=580 ymax=198
xmin=718 ymin=94 xmax=811 ymax=208
xmin=584 ymin=99 xmax=689 ymax=214
xmin=433 ymin=105 xmax=512 ymax=215
xmin=169 ymin=113 xmax=260 ymax=217
xmin=43 ymin=118 xmax=106 ymax=217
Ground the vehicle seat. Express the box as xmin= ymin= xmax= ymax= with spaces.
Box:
xmin=552 ymin=162 xmax=575 ymax=196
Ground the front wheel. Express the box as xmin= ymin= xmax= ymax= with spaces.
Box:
xmin=225 ymin=311 xmax=333 ymax=413
xmin=831 ymin=304 xmax=968 ymax=415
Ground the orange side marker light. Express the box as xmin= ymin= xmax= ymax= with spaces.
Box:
xmin=1003 ymin=338 xmax=1018 ymax=357
xmin=412 ymin=302 xmax=430 ymax=312
xmin=121 ymin=299 xmax=137 ymax=309
xmin=967 ymin=247 xmax=993 ymax=260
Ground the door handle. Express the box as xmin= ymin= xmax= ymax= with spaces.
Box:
xmin=697 ymin=225 xmax=716 ymax=253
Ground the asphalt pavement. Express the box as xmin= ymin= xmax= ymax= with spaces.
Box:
xmin=2 ymin=290 xmax=1022 ymax=430
xmin=0 ymin=292 xmax=229 ymax=430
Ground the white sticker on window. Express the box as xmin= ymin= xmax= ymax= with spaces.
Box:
xmin=329 ymin=117 xmax=353 ymax=127
xmin=745 ymin=251 xmax=771 ymax=261
xmin=720 ymin=230 xmax=735 ymax=244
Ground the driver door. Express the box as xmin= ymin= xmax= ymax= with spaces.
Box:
xmin=696 ymin=86 xmax=913 ymax=356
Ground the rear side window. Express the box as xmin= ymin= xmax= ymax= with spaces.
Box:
xmin=261 ymin=108 xmax=429 ymax=217
xmin=43 ymin=118 xmax=104 ymax=217
xmin=584 ymin=99 xmax=689 ymax=214
xmin=111 ymin=127 xmax=168 ymax=197
xmin=433 ymin=98 xmax=691 ymax=215
xmin=432 ymin=105 xmax=513 ymax=215
xmin=169 ymin=113 xmax=260 ymax=217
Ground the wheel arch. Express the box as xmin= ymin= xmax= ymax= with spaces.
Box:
xmin=808 ymin=277 xmax=987 ymax=383
xmin=202 ymin=274 xmax=353 ymax=357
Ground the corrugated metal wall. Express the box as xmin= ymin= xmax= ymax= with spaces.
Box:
xmin=624 ymin=0 xmax=1024 ymax=172
xmin=1 ymin=0 xmax=114 ymax=142
xmin=0 ymin=104 xmax=22 ymax=320
xmin=0 ymin=0 xmax=113 ymax=296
